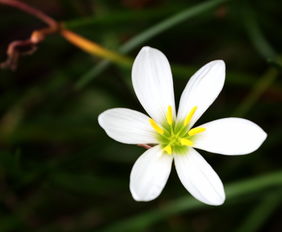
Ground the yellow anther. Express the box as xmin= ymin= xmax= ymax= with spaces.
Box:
xmin=188 ymin=127 xmax=206 ymax=136
xmin=149 ymin=118 xmax=164 ymax=135
xmin=184 ymin=106 xmax=197 ymax=126
xmin=163 ymin=145 xmax=172 ymax=154
xmin=180 ymin=138 xmax=193 ymax=146
xmin=166 ymin=105 xmax=173 ymax=125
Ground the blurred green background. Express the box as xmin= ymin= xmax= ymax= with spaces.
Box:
xmin=0 ymin=0 xmax=281 ymax=231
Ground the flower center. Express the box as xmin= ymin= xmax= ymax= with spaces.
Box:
xmin=149 ymin=106 xmax=206 ymax=155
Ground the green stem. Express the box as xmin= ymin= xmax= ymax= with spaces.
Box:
xmin=235 ymin=191 xmax=281 ymax=232
xmin=241 ymin=4 xmax=276 ymax=60
xmin=99 ymin=170 xmax=282 ymax=232
xmin=119 ymin=0 xmax=227 ymax=54
xmin=233 ymin=68 xmax=278 ymax=117
xmin=64 ymin=7 xmax=181 ymax=28
xmin=232 ymin=4 xmax=280 ymax=116
xmin=75 ymin=0 xmax=228 ymax=89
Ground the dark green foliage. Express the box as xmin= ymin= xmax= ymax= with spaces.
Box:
xmin=0 ymin=0 xmax=281 ymax=231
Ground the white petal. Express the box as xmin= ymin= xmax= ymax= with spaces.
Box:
xmin=177 ymin=60 xmax=225 ymax=128
xmin=132 ymin=46 xmax=175 ymax=124
xmin=130 ymin=145 xmax=173 ymax=201
xmin=98 ymin=108 xmax=157 ymax=144
xmin=193 ymin=117 xmax=267 ymax=155
xmin=174 ymin=148 xmax=225 ymax=205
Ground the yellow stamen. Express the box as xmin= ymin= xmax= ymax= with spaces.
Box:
xmin=180 ymin=138 xmax=193 ymax=146
xmin=188 ymin=127 xmax=206 ymax=136
xmin=163 ymin=145 xmax=172 ymax=154
xmin=166 ymin=105 xmax=173 ymax=125
xmin=149 ymin=119 xmax=164 ymax=135
xmin=184 ymin=106 xmax=197 ymax=126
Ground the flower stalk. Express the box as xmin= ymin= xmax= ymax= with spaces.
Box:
xmin=60 ymin=29 xmax=131 ymax=66
xmin=0 ymin=0 xmax=130 ymax=69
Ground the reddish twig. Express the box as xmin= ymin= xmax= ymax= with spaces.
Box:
xmin=137 ymin=144 xmax=152 ymax=149
xmin=0 ymin=0 xmax=57 ymax=27
xmin=0 ymin=0 xmax=128 ymax=70
xmin=0 ymin=0 xmax=60 ymax=70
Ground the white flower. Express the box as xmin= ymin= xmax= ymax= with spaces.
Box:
xmin=98 ymin=46 xmax=267 ymax=205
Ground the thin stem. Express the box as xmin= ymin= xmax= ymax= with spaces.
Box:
xmin=241 ymin=3 xmax=276 ymax=60
xmin=119 ymin=0 xmax=227 ymax=54
xmin=61 ymin=29 xmax=131 ymax=66
xmin=100 ymin=170 xmax=282 ymax=232
xmin=233 ymin=3 xmax=281 ymax=116
xmin=137 ymin=144 xmax=152 ymax=149
xmin=233 ymin=68 xmax=278 ymax=116
xmin=75 ymin=0 xmax=228 ymax=89
xmin=0 ymin=0 xmax=131 ymax=70
xmin=0 ymin=0 xmax=57 ymax=27
xmin=235 ymin=191 xmax=281 ymax=232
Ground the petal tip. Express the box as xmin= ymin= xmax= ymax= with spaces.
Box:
xmin=130 ymin=186 xmax=154 ymax=202
xmin=141 ymin=46 xmax=153 ymax=52
xmin=97 ymin=112 xmax=105 ymax=127
xmin=247 ymin=121 xmax=268 ymax=152
xmin=262 ymin=129 xmax=268 ymax=140
xmin=210 ymin=59 xmax=226 ymax=70
xmin=139 ymin=46 xmax=165 ymax=57
xmin=206 ymin=191 xmax=226 ymax=206
xmin=130 ymin=188 xmax=142 ymax=202
xmin=97 ymin=110 xmax=110 ymax=129
xmin=214 ymin=59 xmax=225 ymax=65
xmin=258 ymin=128 xmax=268 ymax=147
xmin=211 ymin=199 xmax=225 ymax=206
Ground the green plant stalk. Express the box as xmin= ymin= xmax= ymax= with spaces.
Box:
xmin=232 ymin=4 xmax=280 ymax=117
xmin=241 ymin=4 xmax=276 ymax=60
xmin=119 ymin=0 xmax=227 ymax=54
xmin=235 ymin=191 xmax=281 ymax=232
xmin=64 ymin=6 xmax=182 ymax=28
xmin=75 ymin=0 xmax=228 ymax=89
xmin=233 ymin=68 xmax=278 ymax=117
xmin=100 ymin=170 xmax=282 ymax=232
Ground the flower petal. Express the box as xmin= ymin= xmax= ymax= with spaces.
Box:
xmin=132 ymin=46 xmax=175 ymax=123
xmin=177 ymin=60 xmax=225 ymax=128
xmin=174 ymin=148 xmax=225 ymax=205
xmin=193 ymin=117 xmax=267 ymax=155
xmin=98 ymin=108 xmax=157 ymax=144
xmin=130 ymin=145 xmax=173 ymax=201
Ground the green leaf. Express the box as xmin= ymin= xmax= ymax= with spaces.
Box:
xmin=76 ymin=0 xmax=228 ymax=89
xmin=100 ymin=171 xmax=282 ymax=232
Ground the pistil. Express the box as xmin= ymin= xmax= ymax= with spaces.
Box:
xmin=148 ymin=105 xmax=206 ymax=155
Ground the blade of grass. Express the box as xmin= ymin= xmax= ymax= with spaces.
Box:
xmin=235 ymin=191 xmax=281 ymax=232
xmin=100 ymin=170 xmax=282 ymax=232
xmin=75 ymin=0 xmax=228 ymax=89
xmin=233 ymin=67 xmax=278 ymax=116
xmin=241 ymin=5 xmax=276 ymax=60
xmin=64 ymin=6 xmax=182 ymax=28
xmin=233 ymin=4 xmax=280 ymax=116
xmin=119 ymin=0 xmax=227 ymax=54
